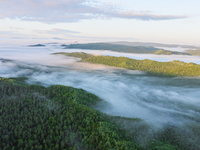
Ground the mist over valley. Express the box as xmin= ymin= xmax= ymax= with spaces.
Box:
xmin=1 ymin=0 xmax=200 ymax=149
xmin=1 ymin=45 xmax=200 ymax=149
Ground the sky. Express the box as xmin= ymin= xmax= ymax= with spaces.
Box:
xmin=0 ymin=0 xmax=200 ymax=45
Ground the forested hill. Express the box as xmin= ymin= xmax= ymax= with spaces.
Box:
xmin=2 ymin=76 xmax=200 ymax=149
xmin=0 ymin=77 xmax=141 ymax=150
xmin=54 ymin=52 xmax=200 ymax=77
xmin=62 ymin=43 xmax=188 ymax=55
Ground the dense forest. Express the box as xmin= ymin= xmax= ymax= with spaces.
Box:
xmin=62 ymin=43 xmax=187 ymax=55
xmin=1 ymin=76 xmax=200 ymax=150
xmin=0 ymin=77 xmax=139 ymax=150
xmin=54 ymin=52 xmax=200 ymax=77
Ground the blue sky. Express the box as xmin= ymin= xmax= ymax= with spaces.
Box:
xmin=0 ymin=0 xmax=199 ymax=45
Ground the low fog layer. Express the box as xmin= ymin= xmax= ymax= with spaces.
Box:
xmin=63 ymin=48 xmax=200 ymax=64
xmin=155 ymin=46 xmax=189 ymax=52
xmin=1 ymin=45 xmax=200 ymax=64
xmin=1 ymin=45 xmax=200 ymax=128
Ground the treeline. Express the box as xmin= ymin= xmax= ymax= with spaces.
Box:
xmin=54 ymin=52 xmax=200 ymax=77
xmin=154 ymin=49 xmax=189 ymax=55
xmin=53 ymin=52 xmax=92 ymax=60
xmin=1 ymin=77 xmax=200 ymax=150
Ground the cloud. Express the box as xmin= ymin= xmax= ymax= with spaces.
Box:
xmin=0 ymin=0 xmax=188 ymax=23
xmin=51 ymin=37 xmax=66 ymax=40
xmin=10 ymin=27 xmax=25 ymax=30
xmin=109 ymin=12 xmax=187 ymax=21
xmin=35 ymin=28 xmax=80 ymax=35
xmin=10 ymin=36 xmax=66 ymax=41
xmin=0 ymin=30 xmax=29 ymax=37
xmin=0 ymin=29 xmax=138 ymax=43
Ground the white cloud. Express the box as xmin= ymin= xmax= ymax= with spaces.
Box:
xmin=10 ymin=27 xmax=25 ymax=30
xmin=110 ymin=12 xmax=187 ymax=21
xmin=0 ymin=30 xmax=29 ymax=37
xmin=0 ymin=0 xmax=188 ymax=23
xmin=34 ymin=28 xmax=80 ymax=35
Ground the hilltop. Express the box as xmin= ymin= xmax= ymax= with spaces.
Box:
xmin=28 ymin=44 xmax=46 ymax=47
xmin=54 ymin=52 xmax=200 ymax=77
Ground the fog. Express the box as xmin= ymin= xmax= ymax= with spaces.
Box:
xmin=155 ymin=46 xmax=189 ymax=52
xmin=61 ymin=48 xmax=200 ymax=64
xmin=1 ymin=45 xmax=200 ymax=128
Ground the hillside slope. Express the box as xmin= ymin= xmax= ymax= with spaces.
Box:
xmin=55 ymin=52 xmax=200 ymax=77
xmin=1 ymin=76 xmax=200 ymax=149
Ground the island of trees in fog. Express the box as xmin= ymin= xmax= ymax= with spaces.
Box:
xmin=54 ymin=52 xmax=200 ymax=77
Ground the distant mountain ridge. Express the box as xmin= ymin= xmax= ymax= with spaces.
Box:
xmin=186 ymin=50 xmax=200 ymax=56
xmin=28 ymin=44 xmax=46 ymax=47
xmin=109 ymin=41 xmax=200 ymax=49
xmin=62 ymin=43 xmax=188 ymax=55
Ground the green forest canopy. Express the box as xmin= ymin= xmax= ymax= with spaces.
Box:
xmin=54 ymin=52 xmax=200 ymax=77
xmin=2 ymin=76 xmax=200 ymax=150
